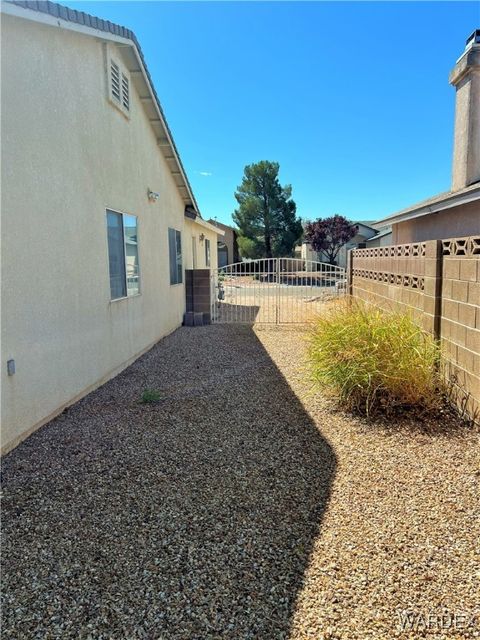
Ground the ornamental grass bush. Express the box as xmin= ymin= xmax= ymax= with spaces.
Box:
xmin=308 ymin=300 xmax=443 ymax=416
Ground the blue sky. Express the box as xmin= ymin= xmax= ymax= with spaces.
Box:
xmin=72 ymin=1 xmax=479 ymax=224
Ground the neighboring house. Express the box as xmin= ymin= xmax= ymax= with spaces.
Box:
xmin=375 ymin=30 xmax=480 ymax=242
xmin=301 ymin=221 xmax=390 ymax=268
xmin=187 ymin=209 xmax=224 ymax=270
xmin=207 ymin=220 xmax=240 ymax=268
xmin=1 ymin=1 xmax=222 ymax=453
xmin=364 ymin=227 xmax=393 ymax=248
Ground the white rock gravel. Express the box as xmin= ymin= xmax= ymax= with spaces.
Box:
xmin=2 ymin=325 xmax=479 ymax=639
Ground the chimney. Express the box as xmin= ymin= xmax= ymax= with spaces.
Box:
xmin=450 ymin=30 xmax=480 ymax=191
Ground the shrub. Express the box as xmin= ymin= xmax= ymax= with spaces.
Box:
xmin=140 ymin=389 xmax=161 ymax=404
xmin=307 ymin=300 xmax=442 ymax=416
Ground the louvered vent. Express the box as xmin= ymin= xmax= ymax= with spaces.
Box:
xmin=121 ymin=73 xmax=130 ymax=111
xmin=111 ymin=60 xmax=121 ymax=102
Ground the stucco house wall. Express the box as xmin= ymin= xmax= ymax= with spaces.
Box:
xmin=365 ymin=232 xmax=393 ymax=248
xmin=1 ymin=13 xmax=208 ymax=453
xmin=392 ymin=200 xmax=480 ymax=244
xmin=207 ymin=221 xmax=239 ymax=267
xmin=184 ymin=219 xmax=220 ymax=271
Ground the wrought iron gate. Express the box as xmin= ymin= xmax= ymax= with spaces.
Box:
xmin=211 ymin=258 xmax=346 ymax=324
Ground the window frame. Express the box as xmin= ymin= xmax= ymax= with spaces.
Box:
xmin=168 ymin=227 xmax=183 ymax=286
xmin=205 ymin=238 xmax=211 ymax=267
xmin=106 ymin=209 xmax=141 ymax=302
xmin=192 ymin=236 xmax=197 ymax=269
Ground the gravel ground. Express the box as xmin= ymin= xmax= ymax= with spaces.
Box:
xmin=2 ymin=325 xmax=479 ymax=639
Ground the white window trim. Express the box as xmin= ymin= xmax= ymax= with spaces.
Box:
xmin=169 ymin=228 xmax=183 ymax=286
xmin=107 ymin=208 xmax=141 ymax=302
xmin=205 ymin=238 xmax=211 ymax=267
xmin=192 ymin=236 xmax=197 ymax=269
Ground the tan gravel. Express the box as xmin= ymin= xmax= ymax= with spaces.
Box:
xmin=2 ymin=325 xmax=479 ymax=639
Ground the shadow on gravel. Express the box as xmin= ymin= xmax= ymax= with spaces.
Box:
xmin=1 ymin=323 xmax=336 ymax=639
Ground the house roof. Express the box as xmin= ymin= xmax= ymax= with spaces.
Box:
xmin=3 ymin=0 xmax=200 ymax=214
xmin=375 ymin=182 xmax=480 ymax=226
xmin=356 ymin=220 xmax=377 ymax=230
xmin=191 ymin=217 xmax=225 ymax=236
xmin=207 ymin=220 xmax=238 ymax=233
xmin=365 ymin=228 xmax=392 ymax=243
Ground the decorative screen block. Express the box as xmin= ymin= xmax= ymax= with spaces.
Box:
xmin=442 ymin=237 xmax=480 ymax=256
xmin=352 ymin=243 xmax=426 ymax=258
xmin=352 ymin=269 xmax=425 ymax=291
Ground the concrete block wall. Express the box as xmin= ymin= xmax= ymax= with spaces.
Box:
xmin=440 ymin=237 xmax=480 ymax=420
xmin=350 ymin=236 xmax=480 ymax=422
xmin=350 ymin=240 xmax=440 ymax=334
xmin=185 ymin=269 xmax=212 ymax=324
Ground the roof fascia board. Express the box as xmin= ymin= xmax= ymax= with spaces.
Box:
xmin=355 ymin=222 xmax=377 ymax=232
xmin=127 ymin=44 xmax=199 ymax=211
xmin=376 ymin=187 xmax=480 ymax=225
xmin=2 ymin=1 xmax=200 ymax=213
xmin=365 ymin=229 xmax=392 ymax=242
xmin=190 ymin=217 xmax=225 ymax=236
xmin=1 ymin=2 xmax=132 ymax=46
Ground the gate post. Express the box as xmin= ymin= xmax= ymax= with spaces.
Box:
xmin=424 ymin=239 xmax=443 ymax=341
xmin=184 ymin=269 xmax=212 ymax=326
xmin=275 ymin=258 xmax=280 ymax=324
xmin=347 ymin=249 xmax=353 ymax=297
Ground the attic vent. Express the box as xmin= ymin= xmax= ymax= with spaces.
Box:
xmin=110 ymin=60 xmax=121 ymax=102
xmin=121 ymin=73 xmax=129 ymax=110
xmin=109 ymin=57 xmax=130 ymax=115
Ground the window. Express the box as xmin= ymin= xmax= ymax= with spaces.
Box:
xmin=124 ymin=215 xmax=140 ymax=296
xmin=106 ymin=210 xmax=140 ymax=299
xmin=205 ymin=238 xmax=211 ymax=267
xmin=192 ymin=236 xmax=197 ymax=269
xmin=168 ymin=228 xmax=183 ymax=285
xmin=110 ymin=57 xmax=130 ymax=114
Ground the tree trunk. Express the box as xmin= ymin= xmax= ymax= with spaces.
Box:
xmin=263 ymin=192 xmax=272 ymax=259
xmin=265 ymin=232 xmax=272 ymax=259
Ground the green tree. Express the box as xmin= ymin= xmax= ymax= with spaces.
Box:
xmin=232 ymin=161 xmax=302 ymax=259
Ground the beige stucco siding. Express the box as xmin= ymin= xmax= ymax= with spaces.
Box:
xmin=392 ymin=200 xmax=480 ymax=244
xmin=1 ymin=16 xmax=191 ymax=452
xmin=365 ymin=233 xmax=393 ymax=248
xmin=184 ymin=219 xmax=219 ymax=271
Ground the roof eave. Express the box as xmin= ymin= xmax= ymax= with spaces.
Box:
xmin=128 ymin=45 xmax=200 ymax=212
xmin=189 ymin=216 xmax=225 ymax=236
xmin=2 ymin=0 xmax=200 ymax=214
xmin=375 ymin=185 xmax=480 ymax=226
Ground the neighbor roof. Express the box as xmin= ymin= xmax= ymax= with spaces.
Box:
xmin=365 ymin=228 xmax=392 ymax=242
xmin=375 ymin=182 xmax=480 ymax=226
xmin=356 ymin=220 xmax=377 ymax=229
xmin=3 ymin=0 xmax=200 ymax=213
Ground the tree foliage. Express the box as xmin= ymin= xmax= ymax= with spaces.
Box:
xmin=232 ymin=161 xmax=303 ymax=259
xmin=236 ymin=235 xmax=258 ymax=260
xmin=304 ymin=215 xmax=357 ymax=265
